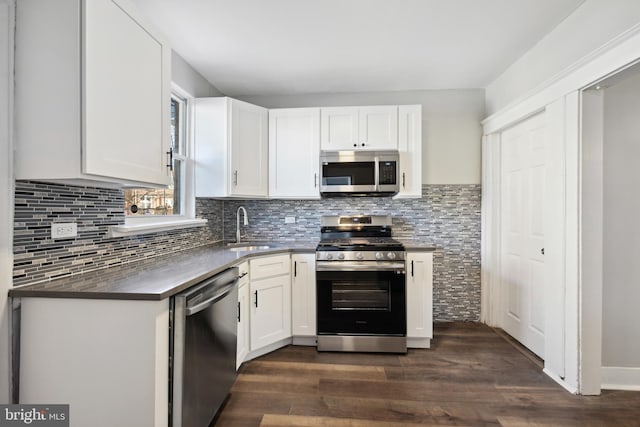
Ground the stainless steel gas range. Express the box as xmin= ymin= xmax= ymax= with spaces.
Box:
xmin=315 ymin=215 xmax=407 ymax=353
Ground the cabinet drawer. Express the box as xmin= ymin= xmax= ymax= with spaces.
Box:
xmin=235 ymin=261 xmax=249 ymax=283
xmin=250 ymin=254 xmax=290 ymax=280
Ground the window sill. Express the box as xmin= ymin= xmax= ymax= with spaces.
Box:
xmin=108 ymin=218 xmax=208 ymax=238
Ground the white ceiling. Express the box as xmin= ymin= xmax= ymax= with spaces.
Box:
xmin=129 ymin=0 xmax=585 ymax=96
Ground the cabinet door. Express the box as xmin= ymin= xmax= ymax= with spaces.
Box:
xmin=291 ymin=254 xmax=316 ymax=336
xmin=83 ymin=0 xmax=171 ymax=185
xmin=320 ymin=107 xmax=359 ymax=150
xmin=250 ymin=274 xmax=292 ymax=351
xmin=269 ymin=108 xmax=321 ymax=198
xmin=396 ymin=105 xmax=422 ymax=198
xmin=358 ymin=106 xmax=398 ymax=150
xmin=237 ymin=279 xmax=249 ymax=369
xmin=406 ymin=252 xmax=433 ymax=339
xmin=230 ymin=99 xmax=268 ymax=197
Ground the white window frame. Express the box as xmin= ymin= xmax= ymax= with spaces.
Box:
xmin=109 ymin=83 xmax=206 ymax=237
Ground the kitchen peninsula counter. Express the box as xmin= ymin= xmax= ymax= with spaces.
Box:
xmin=8 ymin=242 xmax=316 ymax=300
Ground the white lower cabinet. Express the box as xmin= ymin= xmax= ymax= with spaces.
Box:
xmin=291 ymin=254 xmax=316 ymax=338
xmin=406 ymin=251 xmax=434 ymax=348
xmin=248 ymin=254 xmax=292 ymax=352
xmin=19 ymin=298 xmax=169 ymax=427
xmin=236 ymin=261 xmax=250 ymax=369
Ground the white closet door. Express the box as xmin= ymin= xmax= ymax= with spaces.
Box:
xmin=500 ymin=112 xmax=546 ymax=358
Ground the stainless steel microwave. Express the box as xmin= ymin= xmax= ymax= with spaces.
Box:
xmin=319 ymin=151 xmax=399 ymax=196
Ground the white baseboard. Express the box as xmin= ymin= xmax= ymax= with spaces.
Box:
xmin=244 ymin=337 xmax=292 ymax=363
xmin=292 ymin=336 xmax=316 ymax=346
xmin=543 ymin=368 xmax=578 ymax=394
xmin=602 ymin=366 xmax=640 ymax=391
xmin=407 ymin=337 xmax=431 ymax=349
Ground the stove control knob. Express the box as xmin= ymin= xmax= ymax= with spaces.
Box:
xmin=375 ymin=252 xmax=384 ymax=260
xmin=356 ymin=252 xmax=364 ymax=260
xmin=338 ymin=253 xmax=345 ymax=260
xmin=387 ymin=252 xmax=397 ymax=260
xmin=325 ymin=253 xmax=333 ymax=260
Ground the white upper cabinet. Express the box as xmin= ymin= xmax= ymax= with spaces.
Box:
xmin=15 ymin=0 xmax=172 ymax=187
xmin=321 ymin=106 xmax=398 ymax=150
xmin=395 ymin=105 xmax=423 ymax=198
xmin=320 ymin=107 xmax=359 ymax=150
xmin=268 ymin=108 xmax=321 ymax=199
xmin=358 ymin=106 xmax=399 ymax=150
xmin=194 ymin=97 xmax=268 ymax=198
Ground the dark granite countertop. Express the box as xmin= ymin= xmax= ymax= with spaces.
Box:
xmin=398 ymin=240 xmax=437 ymax=252
xmin=9 ymin=241 xmax=317 ymax=301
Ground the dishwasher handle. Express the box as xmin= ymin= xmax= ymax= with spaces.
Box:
xmin=183 ymin=267 xmax=239 ymax=316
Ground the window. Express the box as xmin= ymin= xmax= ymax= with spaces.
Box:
xmin=114 ymin=84 xmax=204 ymax=236
xmin=124 ymin=94 xmax=185 ymax=217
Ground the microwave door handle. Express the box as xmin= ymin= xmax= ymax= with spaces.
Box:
xmin=374 ymin=156 xmax=379 ymax=192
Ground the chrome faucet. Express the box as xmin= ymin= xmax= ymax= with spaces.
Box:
xmin=236 ymin=206 xmax=248 ymax=243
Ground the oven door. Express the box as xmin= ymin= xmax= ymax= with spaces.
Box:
xmin=316 ymin=262 xmax=406 ymax=336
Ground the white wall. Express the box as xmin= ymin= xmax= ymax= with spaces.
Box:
xmin=486 ymin=0 xmax=640 ymax=116
xmin=172 ymin=51 xmax=224 ymax=97
xmin=0 ymin=0 xmax=14 ymax=404
xmin=240 ymin=90 xmax=485 ymax=185
xmin=602 ymin=72 xmax=640 ymax=367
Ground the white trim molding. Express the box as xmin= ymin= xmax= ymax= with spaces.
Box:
xmin=0 ymin=0 xmax=15 ymax=404
xmin=544 ymin=368 xmax=579 ymax=395
xmin=108 ymin=218 xmax=207 ymax=238
xmin=602 ymin=367 xmax=640 ymax=391
xmin=480 ymin=133 xmax=501 ymax=326
xmin=483 ymin=23 xmax=640 ymax=134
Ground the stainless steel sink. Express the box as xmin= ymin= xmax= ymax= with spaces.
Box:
xmin=227 ymin=245 xmax=271 ymax=252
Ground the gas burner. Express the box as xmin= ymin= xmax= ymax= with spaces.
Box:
xmin=316 ymin=237 xmax=404 ymax=251
xmin=316 ymin=215 xmax=405 ymax=260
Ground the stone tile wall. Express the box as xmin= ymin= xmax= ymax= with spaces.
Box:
xmin=12 ymin=182 xmax=480 ymax=321
xmin=12 ymin=181 xmax=223 ymax=286
xmin=221 ymin=185 xmax=481 ymax=321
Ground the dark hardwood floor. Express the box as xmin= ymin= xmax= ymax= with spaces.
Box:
xmin=215 ymin=323 xmax=640 ymax=426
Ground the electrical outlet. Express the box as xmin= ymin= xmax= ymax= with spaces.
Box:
xmin=284 ymin=216 xmax=296 ymax=224
xmin=51 ymin=222 xmax=77 ymax=239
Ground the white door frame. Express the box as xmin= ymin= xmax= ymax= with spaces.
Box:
xmin=482 ymin=105 xmax=569 ymax=382
xmin=0 ymin=0 xmax=15 ymax=404
xmin=483 ymin=25 xmax=640 ymax=394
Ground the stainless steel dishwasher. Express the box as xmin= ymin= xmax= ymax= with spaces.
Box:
xmin=170 ymin=266 xmax=240 ymax=427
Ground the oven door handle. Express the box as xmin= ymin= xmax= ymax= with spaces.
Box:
xmin=316 ymin=261 xmax=405 ymax=272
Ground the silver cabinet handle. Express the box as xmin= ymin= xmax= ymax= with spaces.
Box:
xmin=402 ymin=172 xmax=406 ymax=188
xmin=233 ymin=170 xmax=238 ymax=186
xmin=314 ymin=173 xmax=318 ymax=188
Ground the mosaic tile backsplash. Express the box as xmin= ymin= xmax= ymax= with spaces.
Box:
xmin=222 ymin=185 xmax=481 ymax=321
xmin=13 ymin=181 xmax=223 ymax=286
xmin=13 ymin=182 xmax=480 ymax=321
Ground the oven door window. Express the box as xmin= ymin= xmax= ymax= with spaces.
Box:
xmin=331 ymin=281 xmax=390 ymax=311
